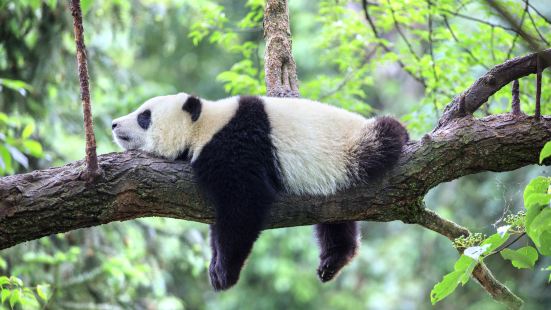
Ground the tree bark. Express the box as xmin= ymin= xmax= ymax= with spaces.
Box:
xmin=264 ymin=0 xmax=299 ymax=97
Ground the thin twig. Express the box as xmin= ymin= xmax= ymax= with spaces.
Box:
xmin=424 ymin=10 xmax=444 ymax=117
xmin=442 ymin=15 xmax=489 ymax=70
xmin=361 ymin=0 xmax=426 ymax=87
xmin=433 ymin=2 xmax=518 ymax=32
xmin=505 ymin=1 xmax=528 ymax=60
xmin=386 ymin=0 xmax=420 ymax=62
xmin=526 ymin=5 xmax=550 ymax=45
xmin=526 ymin=1 xmax=551 ymax=25
xmin=318 ymin=48 xmax=376 ymax=101
xmin=490 ymin=26 xmax=497 ymax=63
xmin=483 ymin=0 xmax=544 ymax=56
xmin=69 ymin=0 xmax=100 ymax=179
xmin=427 ymin=0 xmax=438 ymax=82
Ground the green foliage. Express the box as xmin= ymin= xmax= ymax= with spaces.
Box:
xmin=524 ymin=176 xmax=551 ymax=255
xmin=189 ymin=0 xmax=265 ymax=95
xmin=0 ymin=275 xmax=48 ymax=309
xmin=501 ymin=246 xmax=538 ymax=269
xmin=433 ymin=142 xmax=551 ymax=304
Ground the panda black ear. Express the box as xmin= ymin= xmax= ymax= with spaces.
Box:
xmin=183 ymin=96 xmax=202 ymax=122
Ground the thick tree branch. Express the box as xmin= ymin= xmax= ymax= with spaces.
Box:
xmin=1 ymin=114 xmax=549 ymax=250
xmin=436 ymin=49 xmax=551 ymax=129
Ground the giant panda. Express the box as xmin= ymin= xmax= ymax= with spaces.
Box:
xmin=112 ymin=93 xmax=408 ymax=291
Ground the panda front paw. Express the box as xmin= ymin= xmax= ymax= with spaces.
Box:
xmin=209 ymin=259 xmax=239 ymax=291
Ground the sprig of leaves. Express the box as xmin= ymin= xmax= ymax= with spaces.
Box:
xmin=431 ymin=142 xmax=551 ymax=305
xmin=0 ymin=275 xmax=50 ymax=309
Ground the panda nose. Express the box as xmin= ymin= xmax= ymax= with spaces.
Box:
xmin=112 ymin=122 xmax=118 ymax=130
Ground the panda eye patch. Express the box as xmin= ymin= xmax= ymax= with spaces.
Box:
xmin=137 ymin=109 xmax=151 ymax=130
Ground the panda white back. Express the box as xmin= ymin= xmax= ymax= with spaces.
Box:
xmin=261 ymin=97 xmax=372 ymax=195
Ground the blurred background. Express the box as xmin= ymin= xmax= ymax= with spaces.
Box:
xmin=0 ymin=0 xmax=550 ymax=309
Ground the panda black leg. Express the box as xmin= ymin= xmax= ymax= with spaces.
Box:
xmin=315 ymin=221 xmax=360 ymax=282
xmin=206 ymin=175 xmax=276 ymax=291
xmin=209 ymin=216 xmax=265 ymax=291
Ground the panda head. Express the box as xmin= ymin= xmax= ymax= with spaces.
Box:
xmin=112 ymin=93 xmax=202 ymax=159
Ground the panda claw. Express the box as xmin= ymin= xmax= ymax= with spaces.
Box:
xmin=317 ymin=263 xmax=337 ymax=282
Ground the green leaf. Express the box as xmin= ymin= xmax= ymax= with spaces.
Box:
xmin=0 ymin=257 xmax=6 ymax=270
xmin=0 ymin=78 xmax=32 ymax=91
xmin=537 ymin=230 xmax=551 ymax=256
xmin=23 ymin=140 xmax=43 ymax=158
xmin=36 ymin=284 xmax=49 ymax=301
xmin=525 ymin=210 xmax=551 ymax=255
xmin=524 ymin=177 xmax=550 ymax=204
xmin=431 ymin=270 xmax=463 ymax=304
xmin=526 ymin=202 xmax=546 ymax=231
xmin=528 ymin=208 xmax=551 ymax=254
xmin=481 ymin=233 xmax=509 ymax=253
xmin=9 ymin=289 xmax=20 ymax=308
xmin=1 ymin=289 xmax=10 ymax=304
xmin=21 ymin=123 xmax=34 ymax=139
xmin=0 ymin=144 xmax=12 ymax=174
xmin=0 ymin=277 xmax=9 ymax=286
xmin=540 ymin=141 xmax=551 ymax=164
xmin=525 ymin=193 xmax=551 ymax=210
xmin=9 ymin=277 xmax=22 ymax=287
xmin=431 ymin=255 xmax=476 ymax=304
xmin=453 ymin=254 xmax=474 ymax=271
xmin=501 ymin=246 xmax=538 ymax=269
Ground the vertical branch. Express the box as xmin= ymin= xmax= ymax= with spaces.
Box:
xmin=69 ymin=0 xmax=100 ymax=178
xmin=511 ymin=79 xmax=521 ymax=115
xmin=535 ymin=54 xmax=542 ymax=119
xmin=263 ymin=0 xmax=299 ymax=97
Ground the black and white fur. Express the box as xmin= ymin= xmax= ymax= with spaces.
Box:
xmin=112 ymin=93 xmax=408 ymax=290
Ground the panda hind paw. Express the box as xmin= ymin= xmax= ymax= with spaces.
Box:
xmin=317 ymin=247 xmax=357 ymax=283
xmin=209 ymin=260 xmax=239 ymax=291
